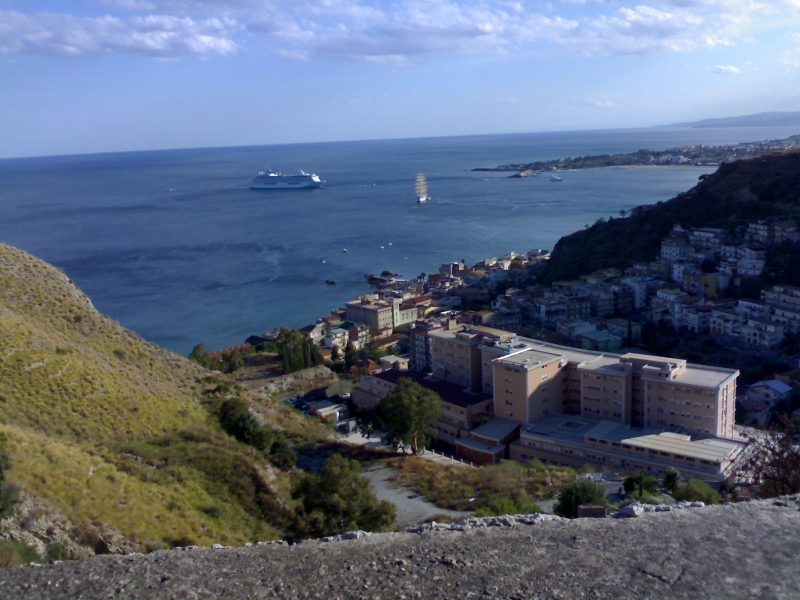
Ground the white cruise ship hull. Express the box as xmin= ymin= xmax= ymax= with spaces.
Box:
xmin=250 ymin=171 xmax=324 ymax=190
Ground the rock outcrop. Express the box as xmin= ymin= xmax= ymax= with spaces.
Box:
xmin=257 ymin=365 xmax=338 ymax=396
xmin=3 ymin=497 xmax=799 ymax=599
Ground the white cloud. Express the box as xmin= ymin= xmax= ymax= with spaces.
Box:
xmin=709 ymin=65 xmax=741 ymax=74
xmin=782 ymin=48 xmax=800 ymax=69
xmin=2 ymin=0 xmax=800 ymax=61
xmin=101 ymin=0 xmax=158 ymax=10
xmin=582 ymin=96 xmax=616 ymax=108
xmin=0 ymin=10 xmax=240 ymax=58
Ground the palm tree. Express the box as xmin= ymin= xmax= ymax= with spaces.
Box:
xmin=623 ymin=471 xmax=658 ymax=498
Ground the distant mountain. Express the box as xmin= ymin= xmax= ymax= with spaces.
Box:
xmin=667 ymin=111 xmax=800 ymax=129
xmin=537 ymin=148 xmax=800 ymax=284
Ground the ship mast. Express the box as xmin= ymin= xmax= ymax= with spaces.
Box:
xmin=415 ymin=173 xmax=428 ymax=200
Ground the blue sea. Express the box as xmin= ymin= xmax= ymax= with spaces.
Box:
xmin=1 ymin=126 xmax=798 ymax=356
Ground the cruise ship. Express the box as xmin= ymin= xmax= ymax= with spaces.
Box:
xmin=250 ymin=169 xmax=324 ymax=189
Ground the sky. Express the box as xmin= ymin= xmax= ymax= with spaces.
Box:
xmin=1 ymin=0 xmax=800 ymax=158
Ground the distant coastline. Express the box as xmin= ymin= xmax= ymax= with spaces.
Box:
xmin=662 ymin=110 xmax=800 ymax=129
xmin=473 ymin=134 xmax=800 ymax=176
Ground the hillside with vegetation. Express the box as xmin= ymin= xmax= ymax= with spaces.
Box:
xmin=538 ymin=149 xmax=800 ymax=284
xmin=0 ymin=244 xmax=339 ymax=562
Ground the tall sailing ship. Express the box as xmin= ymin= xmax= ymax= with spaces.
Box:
xmin=415 ymin=173 xmax=429 ymax=203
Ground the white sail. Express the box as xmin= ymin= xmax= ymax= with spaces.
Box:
xmin=415 ymin=173 xmax=428 ymax=202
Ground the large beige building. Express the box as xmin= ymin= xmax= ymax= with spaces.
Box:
xmin=345 ymin=294 xmax=419 ymax=331
xmin=491 ymin=346 xmax=737 ymax=438
xmin=428 ymin=325 xmax=742 ymax=475
xmin=346 ymin=295 xmax=394 ymax=331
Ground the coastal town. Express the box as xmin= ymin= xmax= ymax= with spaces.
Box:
xmin=475 ymin=135 xmax=800 ymax=175
xmin=204 ymin=212 xmax=800 ymax=486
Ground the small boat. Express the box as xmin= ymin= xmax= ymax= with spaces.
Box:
xmin=380 ymin=246 xmax=385 ymax=249
xmin=325 ymin=279 xmax=337 ymax=285
xmin=388 ymin=242 xmax=393 ymax=246
xmin=415 ymin=173 xmax=429 ymax=203
xmin=342 ymin=248 xmax=347 ymax=253
xmin=321 ymin=260 xmax=326 ymax=263
xmin=550 ymin=175 xmax=562 ymax=182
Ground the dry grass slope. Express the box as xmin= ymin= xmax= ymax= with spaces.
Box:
xmin=0 ymin=244 xmax=314 ymax=554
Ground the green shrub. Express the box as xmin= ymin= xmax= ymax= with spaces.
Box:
xmin=45 ymin=542 xmax=70 ymax=562
xmin=269 ymin=436 xmax=297 ymax=470
xmin=554 ymin=481 xmax=608 ymax=518
xmin=474 ymin=492 xmax=541 ymax=517
xmin=0 ymin=540 xmax=42 ymax=568
xmin=218 ymin=398 xmax=273 ymax=452
xmin=293 ymin=454 xmax=395 ymax=537
xmin=673 ymin=478 xmax=720 ymax=504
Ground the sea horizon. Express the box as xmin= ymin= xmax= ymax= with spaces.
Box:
xmin=2 ymin=124 xmax=799 ymax=355
xmin=3 ymin=119 xmax=798 ymax=162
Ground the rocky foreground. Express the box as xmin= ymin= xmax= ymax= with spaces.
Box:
xmin=3 ymin=498 xmax=800 ymax=600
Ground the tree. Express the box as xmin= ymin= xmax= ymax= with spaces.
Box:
xmin=344 ymin=343 xmax=358 ymax=370
xmin=188 ymin=343 xmax=214 ymax=369
xmin=553 ymin=480 xmax=608 ymax=518
xmin=662 ymin=467 xmax=684 ymax=495
xmin=737 ymin=416 xmax=800 ymax=497
xmin=0 ymin=433 xmax=19 ymax=518
xmin=673 ymin=479 xmax=721 ymax=504
xmin=331 ymin=345 xmax=341 ymax=362
xmin=218 ymin=398 xmax=273 ymax=452
xmin=377 ymin=378 xmax=442 ymax=455
xmin=293 ymin=454 xmax=395 ymax=537
xmin=277 ymin=328 xmax=323 ymax=374
xmin=365 ymin=337 xmax=386 ymax=362
xmin=223 ymin=350 xmax=244 ymax=374
xmin=623 ymin=471 xmax=659 ymax=498
xmin=268 ymin=436 xmax=297 ymax=470
xmin=700 ymin=259 xmax=717 ymax=274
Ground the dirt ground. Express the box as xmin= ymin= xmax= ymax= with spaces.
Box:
xmin=361 ymin=463 xmax=472 ymax=527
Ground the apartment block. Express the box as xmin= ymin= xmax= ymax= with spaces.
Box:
xmin=441 ymin=331 xmax=740 ymax=476
xmin=408 ymin=319 xmax=442 ymax=373
xmin=429 ymin=325 xmax=519 ymax=392
xmin=345 ymin=295 xmax=394 ymax=331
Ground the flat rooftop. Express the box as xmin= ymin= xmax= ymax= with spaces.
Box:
xmin=373 ymin=370 xmax=491 ymax=409
xmin=516 ymin=339 xmax=738 ymax=389
xmin=495 ymin=348 xmax=563 ymax=369
xmin=455 ymin=436 xmax=505 ymax=455
xmin=622 ymin=434 xmax=742 ymax=463
xmin=520 ymin=413 xmax=745 ymax=464
xmin=470 ymin=418 xmax=520 ymax=442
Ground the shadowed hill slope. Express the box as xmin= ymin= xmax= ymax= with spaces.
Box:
xmin=0 ymin=244 xmax=316 ymax=556
xmin=538 ymin=149 xmax=800 ymax=284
